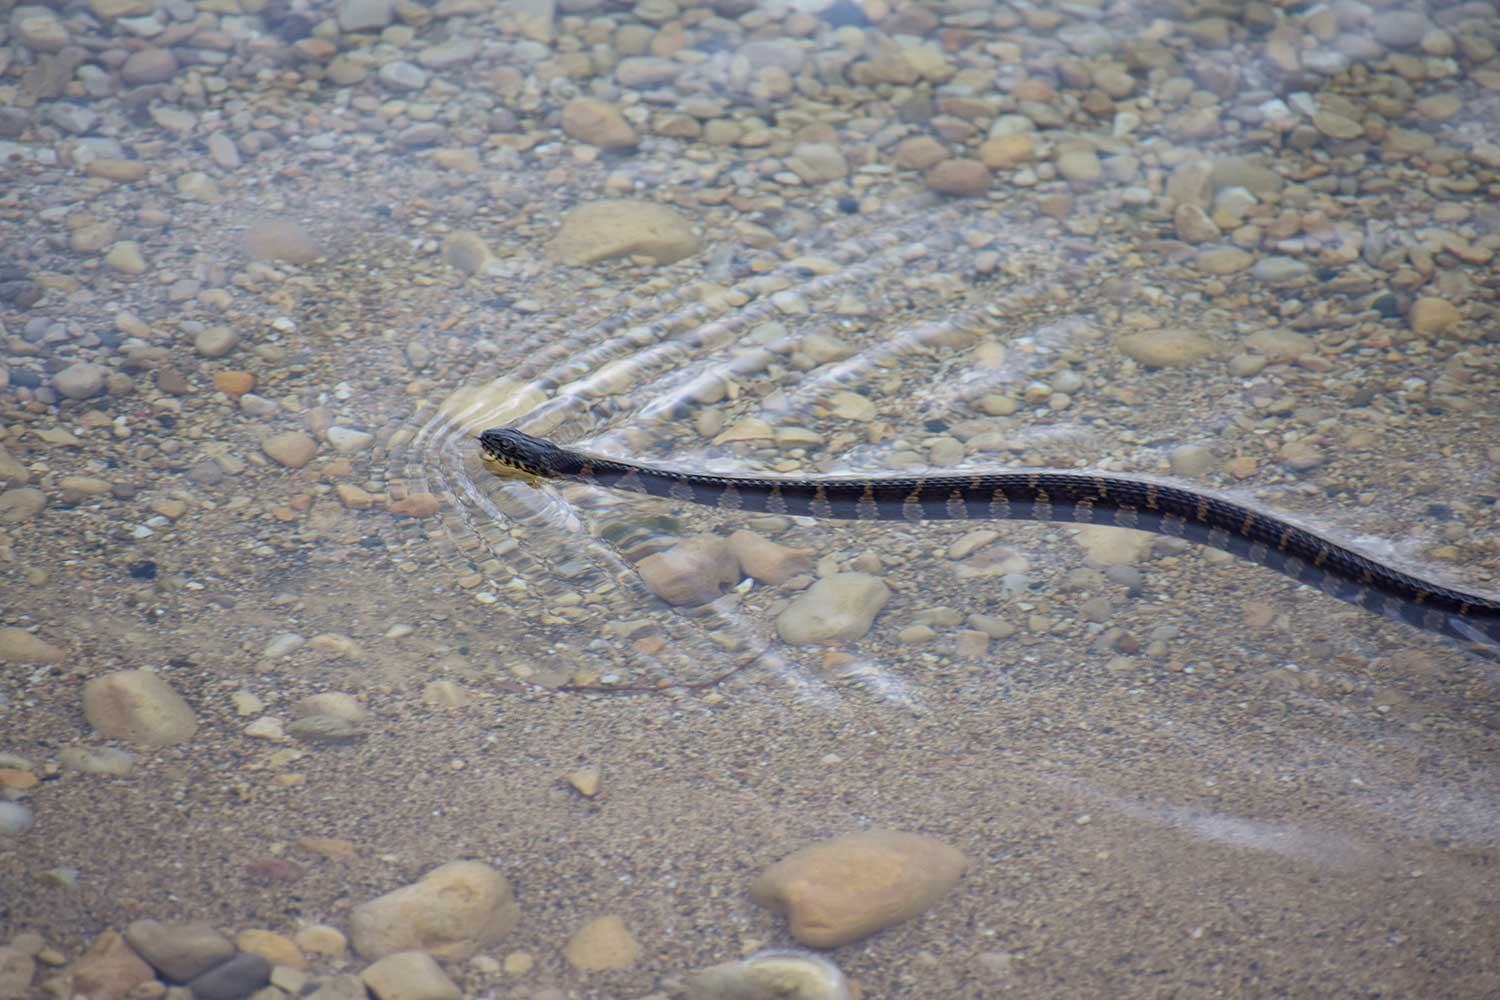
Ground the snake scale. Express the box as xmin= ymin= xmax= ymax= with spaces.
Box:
xmin=479 ymin=427 xmax=1500 ymax=649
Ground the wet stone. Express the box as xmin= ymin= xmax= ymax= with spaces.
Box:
xmin=119 ymin=47 xmax=177 ymax=84
xmin=350 ymin=861 xmax=519 ymax=960
xmin=82 ymin=669 xmax=199 ymax=746
xmin=185 ymin=952 xmax=270 ymax=1000
xmin=53 ymin=362 xmax=107 ymax=400
xmin=62 ymin=931 xmax=155 ymax=1000
xmin=0 ymin=628 xmax=64 ymax=663
xmin=124 ymin=921 xmax=235 ymax=983
xmin=563 ymin=916 xmax=638 ymax=972
xmin=360 ymin=953 xmax=459 ymax=1000
xmin=776 ymin=572 xmax=890 ymax=645
xmin=261 ymin=432 xmax=318 ymax=469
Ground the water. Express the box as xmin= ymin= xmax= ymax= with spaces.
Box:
xmin=3 ymin=0 xmax=1500 ymax=996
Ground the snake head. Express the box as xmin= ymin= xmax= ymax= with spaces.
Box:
xmin=478 ymin=427 xmax=563 ymax=486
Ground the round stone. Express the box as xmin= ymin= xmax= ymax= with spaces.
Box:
xmin=262 ymin=432 xmax=318 ymax=469
xmin=54 ymin=362 xmax=107 ymax=399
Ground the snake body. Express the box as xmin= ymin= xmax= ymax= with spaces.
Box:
xmin=479 ymin=428 xmax=1500 ymax=649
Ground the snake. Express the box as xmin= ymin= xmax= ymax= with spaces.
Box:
xmin=479 ymin=427 xmax=1500 ymax=650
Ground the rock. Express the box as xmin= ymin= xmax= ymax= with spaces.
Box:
xmin=440 ymin=231 xmax=493 ymax=276
xmin=828 ymin=390 xmax=876 ymax=421
xmin=0 ymin=444 xmax=26 ymax=485
xmin=294 ymin=927 xmax=348 ymax=960
xmin=1073 ymin=524 xmax=1154 ymax=566
xmin=104 ymin=241 xmax=148 ymax=275
xmin=1408 ymin=297 xmax=1461 ymax=337
xmin=89 ymin=0 xmax=153 ymax=18
xmin=124 ymin=921 xmax=235 ymax=982
xmin=1251 ymin=256 xmax=1309 ymax=284
xmin=615 ymin=56 xmax=680 ymax=87
xmin=750 ymin=830 xmax=967 ymax=947
xmin=685 ymin=950 xmax=851 ymax=1000
xmin=119 ymin=48 xmax=178 ymax=84
xmin=61 ymin=931 xmax=155 ymax=1000
xmin=0 ymin=946 xmax=37 ymax=999
xmin=185 ymin=952 xmax=270 ymax=1000
xmin=1244 ymin=329 xmax=1312 ymax=361
xmin=234 ymin=930 xmax=304 ymax=970
xmin=924 ymin=158 xmax=991 ymax=196
xmin=350 ymin=861 xmax=520 ymax=960
xmin=337 ymin=0 xmax=396 ymax=31
xmin=1372 ymin=10 xmax=1428 ymax=48
xmin=377 ymin=61 xmax=428 ymax=92
xmin=560 ymin=98 xmax=637 ymax=150
xmin=787 ymin=142 xmax=848 ymax=183
xmin=551 ymin=200 xmax=701 ymax=266
xmin=726 ymin=530 xmax=811 ymax=584
xmin=0 ymin=802 xmax=33 ymax=836
xmin=388 ymin=493 xmax=439 ymax=517
xmin=563 ymin=916 xmax=638 ymax=971
xmin=54 ymin=361 xmax=107 ymax=399
xmin=0 ymin=628 xmax=64 ymax=664
xmin=286 ymin=715 xmax=361 ymax=743
xmin=978 ymin=133 xmax=1035 ymax=169
xmin=57 ymin=746 xmax=135 ymax=775
xmin=1194 ymin=246 xmax=1253 ymax=274
xmin=12 ymin=8 xmax=70 ymax=52
xmin=245 ymin=222 xmax=320 ymax=264
xmin=360 ymin=953 xmax=459 ymax=1000
xmin=1116 ymin=329 xmax=1216 ymax=367
xmin=0 ymin=488 xmax=45 ymax=523
xmin=82 ymin=669 xmax=199 ymax=746
xmin=1277 ymin=440 xmax=1325 ymax=471
xmin=292 ymin=692 xmax=368 ymax=722
xmin=1173 ymin=204 xmax=1219 ymax=243
xmin=194 ymin=325 xmax=239 ymax=357
xmin=636 ymin=535 xmax=740 ymax=606
xmin=262 ymin=432 xmax=318 ymax=469
xmin=775 ymin=572 xmax=890 ymax=645
xmin=325 ymin=427 xmax=374 ymax=453
xmin=1056 ymin=148 xmax=1102 ymax=183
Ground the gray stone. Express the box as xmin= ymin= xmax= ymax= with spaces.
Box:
xmin=54 ymin=361 xmax=107 ymax=399
xmin=776 ymin=572 xmax=891 ymax=645
xmin=377 ymin=61 xmax=428 ymax=92
xmin=185 ymin=953 xmax=270 ymax=1000
xmin=336 ymin=0 xmax=396 ymax=32
xmin=124 ymin=921 xmax=235 ymax=983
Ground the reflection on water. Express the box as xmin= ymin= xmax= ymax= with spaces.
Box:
xmin=3 ymin=0 xmax=1500 ymax=995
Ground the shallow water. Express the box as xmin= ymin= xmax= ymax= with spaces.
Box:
xmin=4 ymin=0 xmax=1500 ymax=996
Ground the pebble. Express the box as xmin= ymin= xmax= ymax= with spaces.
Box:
xmin=776 ymin=572 xmax=890 ymax=645
xmin=377 ymin=62 xmax=428 ymax=92
xmin=60 ymin=931 xmax=155 ymax=1000
xmin=185 ymin=952 xmax=270 ymax=1000
xmin=440 ymin=231 xmax=494 ymax=276
xmin=635 ymin=535 xmax=740 ymax=606
xmin=0 ymin=488 xmax=46 ymax=523
xmin=924 ymin=159 xmax=991 ymax=196
xmin=361 ymin=952 xmax=459 ymax=1000
xmin=0 ymin=627 xmax=64 ymax=663
xmin=1194 ymin=246 xmax=1253 ymax=274
xmin=560 ymin=98 xmax=637 ymax=150
xmin=337 ymin=0 xmax=395 ymax=31
xmin=325 ymin=427 xmax=374 ymax=453
xmin=978 ymin=133 xmax=1035 ymax=168
xmin=104 ymin=242 xmax=147 ymax=274
xmin=1408 ymin=297 xmax=1461 ymax=337
xmin=0 ymin=445 xmax=26 ymax=485
xmin=388 ymin=493 xmax=439 ymax=517
xmin=1073 ymin=524 xmax=1154 ymax=566
xmin=286 ymin=715 xmax=361 ymax=744
xmin=81 ymin=669 xmax=198 ymax=746
xmin=685 ymin=951 xmax=851 ymax=1000
xmin=53 ymin=362 xmax=107 ymax=400
xmin=0 ymin=945 xmax=37 ymax=996
xmin=119 ymin=48 xmax=177 ymax=84
xmin=57 ymin=746 xmax=135 ymax=775
xmin=1116 ymin=329 xmax=1215 ymax=367
xmin=234 ymin=931 xmax=304 ymax=971
xmin=124 ymin=920 xmax=235 ymax=981
xmin=194 ymin=326 xmax=239 ymax=357
xmin=262 ymin=432 xmax=318 ymax=469
xmin=1372 ymin=10 xmax=1429 ymax=48
xmin=245 ymin=222 xmax=320 ymax=264
xmin=292 ymin=692 xmax=368 ymax=721
xmin=726 ymin=530 xmax=811 ymax=584
xmin=1277 ymin=440 xmax=1325 ymax=472
xmin=1250 ymin=256 xmax=1308 ymax=284
xmin=293 ymin=927 xmax=347 ymax=960
xmin=750 ymin=830 xmax=967 ymax=947
xmin=421 ymin=680 xmax=473 ymax=708
xmin=562 ymin=915 xmax=638 ymax=972
xmin=0 ymin=801 xmax=34 ymax=836
xmin=350 ymin=861 xmax=520 ymax=960
xmin=13 ymin=8 xmax=70 ymax=51
xmin=1056 ymin=148 xmax=1102 ymax=184
xmin=551 ymin=200 xmax=701 ymax=266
